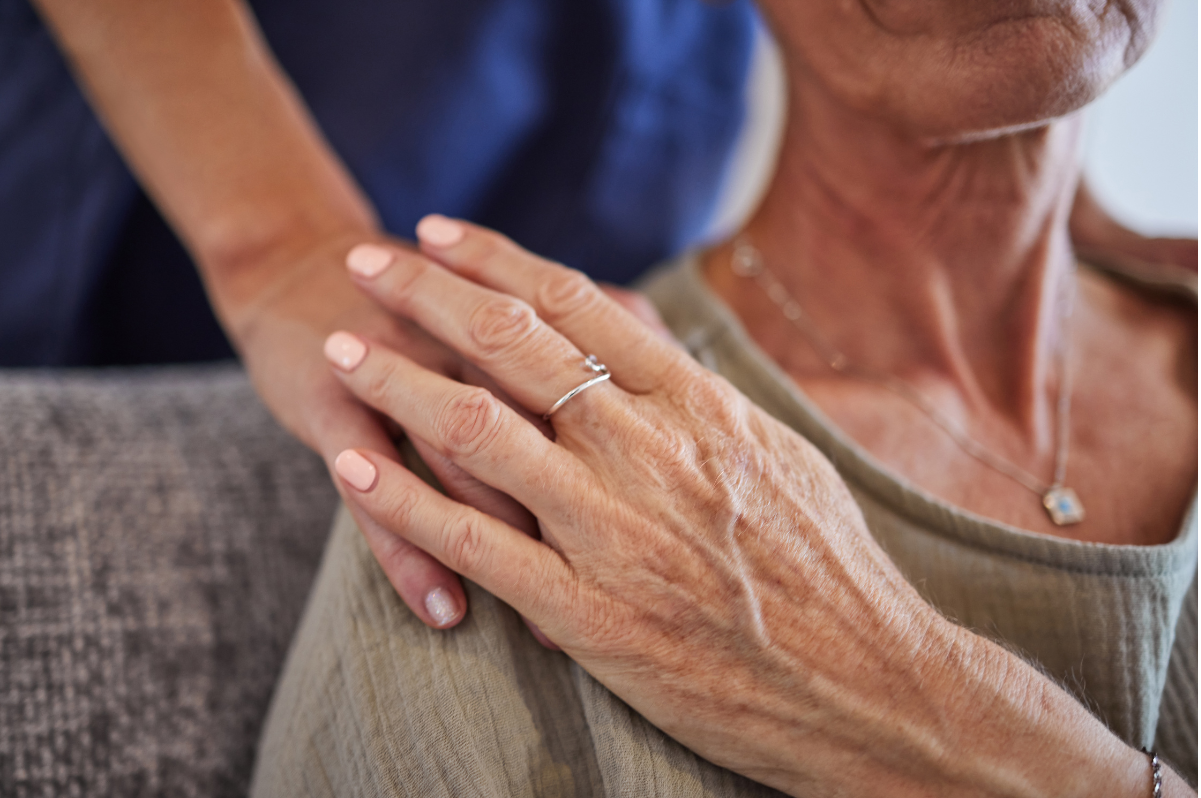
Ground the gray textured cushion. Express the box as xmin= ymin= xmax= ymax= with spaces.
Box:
xmin=0 ymin=365 xmax=338 ymax=797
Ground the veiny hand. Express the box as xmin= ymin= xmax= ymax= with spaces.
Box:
xmin=323 ymin=218 xmax=1169 ymax=797
xmin=225 ymin=231 xmax=540 ymax=631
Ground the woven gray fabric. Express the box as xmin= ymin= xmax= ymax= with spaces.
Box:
xmin=0 ymin=366 xmax=338 ymax=798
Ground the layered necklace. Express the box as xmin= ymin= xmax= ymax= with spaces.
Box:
xmin=730 ymin=238 xmax=1085 ymax=526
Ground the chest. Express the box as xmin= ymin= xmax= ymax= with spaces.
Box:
xmin=795 ymin=383 xmax=1194 ymax=544
xmin=786 ymin=289 xmax=1196 ymax=545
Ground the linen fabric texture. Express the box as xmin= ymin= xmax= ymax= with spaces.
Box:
xmin=250 ymin=257 xmax=1197 ymax=796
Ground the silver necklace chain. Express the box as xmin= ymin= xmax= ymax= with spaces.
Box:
xmin=730 ymin=238 xmax=1085 ymax=526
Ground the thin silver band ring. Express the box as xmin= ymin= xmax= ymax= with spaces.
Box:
xmin=544 ymin=356 xmax=611 ymax=419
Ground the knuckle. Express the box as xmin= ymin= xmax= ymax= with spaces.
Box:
xmin=434 ymin=386 xmax=504 ymax=458
xmin=385 ymin=253 xmax=433 ymax=303
xmin=622 ymin=420 xmax=693 ymax=491
xmin=463 ymin=228 xmax=517 ymax=269
xmin=442 ymin=510 xmax=491 ymax=575
xmin=467 ymin=296 xmax=540 ymax=354
xmin=362 ymin=355 xmax=403 ymax=409
xmin=642 ymin=422 xmax=690 ymax=466
xmin=474 ymin=227 xmax=517 ymax=254
xmin=382 ymin=479 xmax=424 ymax=534
xmin=674 ymin=371 xmax=743 ymax=426
xmin=535 ymin=268 xmax=598 ymax=321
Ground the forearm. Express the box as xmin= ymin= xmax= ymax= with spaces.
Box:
xmin=765 ymin=612 xmax=1188 ymax=798
xmin=28 ymin=1 xmax=500 ymax=634
xmin=31 ymin=0 xmax=377 ymax=337
xmin=912 ymin=624 xmax=1150 ymax=798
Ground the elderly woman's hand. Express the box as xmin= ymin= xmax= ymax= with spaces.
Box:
xmin=324 ymin=217 xmax=1172 ymax=797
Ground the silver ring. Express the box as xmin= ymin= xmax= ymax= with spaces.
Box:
xmin=543 ymin=355 xmax=611 ymax=419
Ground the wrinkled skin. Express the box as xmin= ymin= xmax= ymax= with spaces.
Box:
xmin=761 ymin=0 xmax=1163 ymax=138
xmin=325 ymin=220 xmax=1181 ymax=797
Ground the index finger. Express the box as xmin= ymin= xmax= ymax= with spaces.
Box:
xmin=413 ymin=216 xmax=688 ymax=394
xmin=345 ymin=241 xmax=626 ymax=423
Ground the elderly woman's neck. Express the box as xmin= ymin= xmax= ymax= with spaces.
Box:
xmin=728 ymin=88 xmax=1084 ymax=421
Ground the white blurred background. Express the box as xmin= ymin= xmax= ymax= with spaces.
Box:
xmin=712 ymin=2 xmax=1199 ymax=239
xmin=1084 ymin=0 xmax=1197 ymax=236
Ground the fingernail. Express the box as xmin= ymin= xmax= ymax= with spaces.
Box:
xmin=416 ymin=215 xmax=465 ymax=248
xmin=425 ymin=587 xmax=458 ymax=626
xmin=334 ymin=449 xmax=378 ymax=491
xmin=324 ymin=331 xmax=367 ymax=371
xmin=346 ymin=243 xmax=395 ymax=278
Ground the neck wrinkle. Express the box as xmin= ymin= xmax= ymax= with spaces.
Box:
xmin=732 ymin=73 xmax=1082 ymax=443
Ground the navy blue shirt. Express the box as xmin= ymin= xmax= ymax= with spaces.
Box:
xmin=0 ymin=0 xmax=754 ymax=365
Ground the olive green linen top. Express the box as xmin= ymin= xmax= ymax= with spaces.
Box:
xmin=641 ymin=255 xmax=1197 ymax=776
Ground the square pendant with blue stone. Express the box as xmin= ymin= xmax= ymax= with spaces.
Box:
xmin=1043 ymin=486 xmax=1085 ymax=526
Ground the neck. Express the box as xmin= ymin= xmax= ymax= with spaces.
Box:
xmin=714 ymin=75 xmax=1083 ymax=438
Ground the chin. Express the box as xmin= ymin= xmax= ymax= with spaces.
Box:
xmin=768 ymin=0 xmax=1163 ymax=142
xmin=887 ymin=11 xmax=1157 ymax=140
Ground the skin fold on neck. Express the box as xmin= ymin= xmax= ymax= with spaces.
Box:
xmin=704 ymin=62 xmax=1196 ymax=544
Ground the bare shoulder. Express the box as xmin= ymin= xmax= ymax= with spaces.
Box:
xmin=1071 ymin=267 xmax=1195 ymax=544
xmin=1076 ymin=266 xmax=1196 ymax=399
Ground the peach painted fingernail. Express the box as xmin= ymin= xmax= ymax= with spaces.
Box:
xmin=416 ymin=215 xmax=465 ymax=247
xmin=324 ymin=331 xmax=367 ymax=371
xmin=334 ymin=449 xmax=377 ymax=491
xmin=346 ymin=243 xmax=395 ymax=278
xmin=425 ymin=587 xmax=458 ymax=626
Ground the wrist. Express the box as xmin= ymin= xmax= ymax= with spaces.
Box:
xmin=759 ymin=608 xmax=1152 ymax=798
xmin=198 ymin=219 xmax=379 ymax=348
xmin=907 ymin=623 xmax=1150 ymax=798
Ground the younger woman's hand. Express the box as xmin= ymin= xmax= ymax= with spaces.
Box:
xmin=228 ymin=232 xmax=541 ymax=632
xmin=325 ymin=217 xmax=1163 ymax=798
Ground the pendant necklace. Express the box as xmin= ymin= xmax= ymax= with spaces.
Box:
xmin=730 ymin=238 xmax=1085 ymax=526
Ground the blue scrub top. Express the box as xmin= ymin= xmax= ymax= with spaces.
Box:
xmin=0 ymin=0 xmax=755 ymax=365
